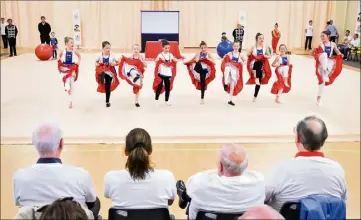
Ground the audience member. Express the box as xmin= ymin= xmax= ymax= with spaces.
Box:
xmin=177 ymin=144 xmax=265 ymax=219
xmin=5 ymin=18 xmax=18 ymax=56
xmin=238 ymin=205 xmax=285 ymax=219
xmin=232 ymin=24 xmax=245 ymax=51
xmin=104 ymin=128 xmax=176 ymax=209
xmin=39 ymin=197 xmax=89 ymax=220
xmin=343 ymin=33 xmax=360 ymax=60
xmin=12 ymin=122 xmax=100 ymax=219
xmin=1 ymin=17 xmax=8 ymax=48
xmin=265 ymin=116 xmax=347 ymax=211
xmin=326 ymin=20 xmax=338 ymax=42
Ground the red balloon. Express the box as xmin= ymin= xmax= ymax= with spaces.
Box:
xmin=34 ymin=44 xmax=53 ymax=61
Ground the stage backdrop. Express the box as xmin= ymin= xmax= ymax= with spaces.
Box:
xmin=0 ymin=0 xmax=345 ymax=50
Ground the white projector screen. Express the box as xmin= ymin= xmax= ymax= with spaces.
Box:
xmin=141 ymin=11 xmax=179 ymax=34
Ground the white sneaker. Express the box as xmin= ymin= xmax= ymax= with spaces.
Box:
xmin=200 ymin=99 xmax=204 ymax=105
xmin=253 ymin=97 xmax=257 ymax=102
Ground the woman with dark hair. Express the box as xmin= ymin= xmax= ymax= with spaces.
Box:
xmin=271 ymin=23 xmax=281 ymax=54
xmin=153 ymin=39 xmax=178 ymax=106
xmin=39 ymin=198 xmax=90 ymax=220
xmin=246 ymin=33 xmax=272 ymax=102
xmin=104 ymin=128 xmax=176 ymax=210
xmin=95 ymin=41 xmax=120 ymax=107
xmin=311 ymin=30 xmax=343 ymax=105
xmin=184 ymin=41 xmax=216 ymax=104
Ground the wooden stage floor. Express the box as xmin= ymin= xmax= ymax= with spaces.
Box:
xmin=1 ymin=143 xmax=360 ymax=219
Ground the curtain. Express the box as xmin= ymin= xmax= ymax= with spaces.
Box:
xmin=0 ymin=0 xmax=334 ymax=50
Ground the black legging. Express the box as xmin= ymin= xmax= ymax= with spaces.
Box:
xmin=194 ymin=62 xmax=207 ymax=99
xmin=155 ymin=75 xmax=171 ymax=102
xmin=253 ymin=60 xmax=263 ymax=98
xmin=104 ymin=74 xmax=112 ymax=103
xmin=86 ymin=197 xmax=101 ymax=219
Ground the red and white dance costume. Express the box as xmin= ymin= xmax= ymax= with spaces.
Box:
xmin=271 ymin=55 xmax=293 ymax=103
xmin=221 ymin=52 xmax=244 ymax=106
xmin=246 ymin=46 xmax=272 ymax=101
xmin=314 ymin=42 xmax=343 ymax=105
xmin=118 ymin=55 xmax=146 ymax=107
xmin=95 ymin=53 xmax=120 ymax=106
xmin=184 ymin=52 xmax=216 ymax=104
xmin=57 ymin=49 xmax=79 ymax=108
xmin=153 ymin=52 xmax=177 ymax=106
xmin=271 ymin=28 xmax=280 ymax=54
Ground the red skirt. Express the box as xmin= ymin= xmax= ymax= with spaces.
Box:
xmin=271 ymin=64 xmax=293 ymax=94
xmin=220 ymin=55 xmax=244 ymax=96
xmin=184 ymin=58 xmax=216 ymax=90
xmin=246 ymin=54 xmax=272 ymax=85
xmin=95 ymin=64 xmax=120 ymax=93
xmin=152 ymin=59 xmax=177 ymax=94
xmin=118 ymin=56 xmax=146 ymax=94
xmin=314 ymin=47 xmax=343 ymax=86
xmin=58 ymin=60 xmax=79 ymax=84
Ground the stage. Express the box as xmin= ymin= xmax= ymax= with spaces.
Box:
xmin=1 ymin=53 xmax=360 ymax=144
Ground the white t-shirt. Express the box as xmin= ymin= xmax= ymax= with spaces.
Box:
xmin=104 ymin=169 xmax=176 ymax=209
xmin=265 ymin=154 xmax=347 ymax=211
xmin=13 ymin=162 xmax=97 ymax=207
xmin=187 ymin=169 xmax=265 ymax=219
xmin=0 ymin=23 xmax=7 ymax=35
xmin=305 ymin=25 xmax=313 ymax=37
xmin=156 ymin=52 xmax=174 ymax=77
xmin=95 ymin=52 xmax=118 ymax=64
xmin=343 ymin=35 xmax=352 ymax=42
xmin=349 ymin=38 xmax=360 ymax=48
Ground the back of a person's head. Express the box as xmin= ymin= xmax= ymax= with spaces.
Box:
xmin=239 ymin=205 xmax=284 ymax=219
xmin=39 ymin=198 xmax=88 ymax=220
xmin=32 ymin=122 xmax=63 ymax=157
xmin=296 ymin=116 xmax=328 ymax=151
xmin=125 ymin=128 xmax=154 ymax=180
xmin=219 ymin=144 xmax=247 ymax=176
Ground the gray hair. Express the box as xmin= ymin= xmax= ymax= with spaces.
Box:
xmin=221 ymin=155 xmax=248 ymax=174
xmin=32 ymin=122 xmax=63 ymax=156
xmin=296 ymin=116 xmax=328 ymax=151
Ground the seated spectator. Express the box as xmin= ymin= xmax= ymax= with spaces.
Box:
xmin=221 ymin=32 xmax=228 ymax=41
xmin=178 ymin=144 xmax=265 ymax=219
xmin=341 ymin=30 xmax=352 ymax=44
xmin=265 ymin=116 xmax=347 ymax=211
xmin=238 ymin=205 xmax=284 ymax=219
xmin=344 ymin=33 xmax=360 ymax=60
xmin=39 ymin=197 xmax=89 ymax=220
xmin=104 ymin=128 xmax=176 ymax=209
xmin=12 ymin=122 xmax=100 ymax=219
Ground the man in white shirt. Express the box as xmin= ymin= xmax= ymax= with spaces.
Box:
xmin=0 ymin=17 xmax=7 ymax=48
xmin=342 ymin=30 xmax=352 ymax=44
xmin=304 ymin=20 xmax=313 ymax=50
xmin=13 ymin=122 xmax=100 ymax=219
xmin=265 ymin=116 xmax=347 ymax=212
xmin=177 ymin=144 xmax=265 ymax=219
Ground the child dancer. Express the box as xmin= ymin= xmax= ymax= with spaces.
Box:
xmin=221 ymin=40 xmax=245 ymax=106
xmin=184 ymin=41 xmax=216 ymax=104
xmin=271 ymin=44 xmax=293 ymax=103
xmin=95 ymin=41 xmax=120 ymax=107
xmin=271 ymin=23 xmax=281 ymax=55
xmin=311 ymin=30 xmax=343 ymax=105
xmin=57 ymin=37 xmax=81 ymax=108
xmin=153 ymin=39 xmax=178 ymax=106
xmin=50 ymin=32 xmax=58 ymax=60
xmin=118 ymin=44 xmax=147 ymax=107
xmin=246 ymin=33 xmax=272 ymax=102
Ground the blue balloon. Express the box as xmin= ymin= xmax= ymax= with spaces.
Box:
xmin=217 ymin=40 xmax=233 ymax=58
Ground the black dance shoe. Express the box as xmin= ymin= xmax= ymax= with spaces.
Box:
xmin=228 ymin=101 xmax=235 ymax=106
xmin=106 ymin=102 xmax=111 ymax=107
xmin=176 ymin=180 xmax=189 ymax=209
xmin=223 ymin=84 xmax=228 ymax=91
xmin=135 ymin=103 xmax=140 ymax=107
xmin=133 ymin=75 xmax=140 ymax=83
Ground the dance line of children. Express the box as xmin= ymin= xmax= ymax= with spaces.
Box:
xmin=56 ymin=32 xmax=343 ymax=109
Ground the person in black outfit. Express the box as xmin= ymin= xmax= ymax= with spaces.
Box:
xmin=232 ymin=24 xmax=245 ymax=52
xmin=38 ymin=16 xmax=51 ymax=45
xmin=5 ymin=19 xmax=18 ymax=57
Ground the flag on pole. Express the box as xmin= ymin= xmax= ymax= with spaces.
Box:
xmin=72 ymin=9 xmax=81 ymax=48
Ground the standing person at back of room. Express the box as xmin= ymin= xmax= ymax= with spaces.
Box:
xmin=232 ymin=24 xmax=245 ymax=52
xmin=305 ymin=20 xmax=313 ymax=50
xmin=50 ymin=32 xmax=58 ymax=60
xmin=38 ymin=16 xmax=51 ymax=45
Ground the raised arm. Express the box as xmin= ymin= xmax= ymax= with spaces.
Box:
xmin=271 ymin=56 xmax=280 ymax=67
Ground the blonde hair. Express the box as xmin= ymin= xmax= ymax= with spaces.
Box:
xmin=64 ymin=37 xmax=73 ymax=44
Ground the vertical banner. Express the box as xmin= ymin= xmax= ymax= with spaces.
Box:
xmin=72 ymin=9 xmax=81 ymax=48
xmin=238 ymin=11 xmax=247 ymax=47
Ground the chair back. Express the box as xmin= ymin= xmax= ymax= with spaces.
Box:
xmin=280 ymin=194 xmax=346 ymax=220
xmin=195 ymin=211 xmax=244 ymax=220
xmin=108 ymin=208 xmax=171 ymax=220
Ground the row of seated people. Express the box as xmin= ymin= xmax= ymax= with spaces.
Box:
xmin=13 ymin=116 xmax=347 ymax=220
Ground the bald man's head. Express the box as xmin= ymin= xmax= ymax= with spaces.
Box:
xmin=218 ymin=144 xmax=247 ymax=176
xmin=239 ymin=205 xmax=284 ymax=219
xmin=32 ymin=122 xmax=63 ymax=157
xmin=296 ymin=116 xmax=328 ymax=151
